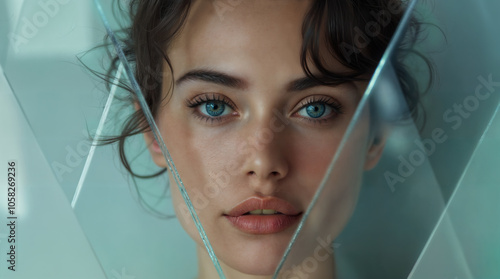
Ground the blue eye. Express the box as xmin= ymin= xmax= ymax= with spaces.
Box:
xmin=306 ymin=103 xmax=325 ymax=118
xmin=203 ymin=101 xmax=226 ymax=116
xmin=193 ymin=100 xmax=233 ymax=118
xmin=298 ymin=102 xmax=332 ymax=119
xmin=186 ymin=94 xmax=237 ymax=123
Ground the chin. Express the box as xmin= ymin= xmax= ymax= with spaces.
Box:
xmin=219 ymin=234 xmax=292 ymax=276
xmin=226 ymin=253 xmax=281 ymax=276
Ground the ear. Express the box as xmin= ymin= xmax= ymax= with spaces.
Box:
xmin=364 ymin=132 xmax=387 ymax=170
xmin=134 ymin=102 xmax=168 ymax=168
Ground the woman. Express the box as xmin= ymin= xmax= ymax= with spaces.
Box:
xmin=101 ymin=0 xmax=424 ymax=278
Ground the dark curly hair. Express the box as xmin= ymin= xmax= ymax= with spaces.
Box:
xmin=97 ymin=0 xmax=431 ymax=179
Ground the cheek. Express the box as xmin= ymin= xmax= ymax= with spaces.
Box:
xmin=286 ymin=132 xmax=342 ymax=189
xmin=165 ymin=138 xmax=222 ymax=243
xmin=154 ymin=109 xmax=212 ymax=231
xmin=286 ymin=121 xmax=371 ymax=213
xmin=157 ymin=111 xmax=240 ymax=230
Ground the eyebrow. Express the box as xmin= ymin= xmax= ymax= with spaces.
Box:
xmin=176 ymin=69 xmax=247 ymax=89
xmin=287 ymin=76 xmax=326 ymax=91
xmin=175 ymin=68 xmax=334 ymax=91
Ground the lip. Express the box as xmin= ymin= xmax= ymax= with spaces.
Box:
xmin=224 ymin=196 xmax=302 ymax=234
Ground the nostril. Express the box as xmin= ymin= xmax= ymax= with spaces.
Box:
xmin=247 ymin=171 xmax=281 ymax=177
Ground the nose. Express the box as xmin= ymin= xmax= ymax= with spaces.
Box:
xmin=242 ymin=126 xmax=289 ymax=195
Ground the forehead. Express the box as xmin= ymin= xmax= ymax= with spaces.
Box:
xmin=168 ymin=0 xmax=314 ymax=83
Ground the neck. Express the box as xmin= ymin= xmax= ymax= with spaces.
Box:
xmin=196 ymin=245 xmax=337 ymax=279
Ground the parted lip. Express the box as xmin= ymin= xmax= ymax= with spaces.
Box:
xmin=225 ymin=196 xmax=301 ymax=217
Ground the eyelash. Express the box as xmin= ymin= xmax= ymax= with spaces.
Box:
xmin=185 ymin=93 xmax=344 ymax=125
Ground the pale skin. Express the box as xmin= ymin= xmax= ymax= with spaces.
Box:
xmin=141 ymin=1 xmax=385 ymax=278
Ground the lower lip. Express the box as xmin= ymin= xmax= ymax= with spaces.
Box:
xmin=224 ymin=214 xmax=302 ymax=234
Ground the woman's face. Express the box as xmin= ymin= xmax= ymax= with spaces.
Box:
xmin=144 ymin=0 xmax=383 ymax=276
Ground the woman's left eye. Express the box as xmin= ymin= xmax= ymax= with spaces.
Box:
xmin=295 ymin=95 xmax=343 ymax=122
xmin=297 ymin=102 xmax=332 ymax=119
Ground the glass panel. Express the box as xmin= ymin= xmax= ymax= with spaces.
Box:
xmin=407 ymin=0 xmax=500 ymax=277
xmin=408 ymin=105 xmax=500 ymax=279
xmin=2 ymin=0 xmax=115 ymax=200
xmin=68 ymin=2 xmax=203 ymax=278
xmin=1 ymin=1 xmax=107 ymax=278
xmin=331 ymin=0 xmax=500 ymax=278
xmin=271 ymin=3 xmax=448 ymax=274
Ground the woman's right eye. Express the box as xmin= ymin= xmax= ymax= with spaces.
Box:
xmin=199 ymin=100 xmax=233 ymax=117
xmin=186 ymin=93 xmax=238 ymax=123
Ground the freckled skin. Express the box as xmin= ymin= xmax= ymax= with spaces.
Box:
xmin=143 ymin=1 xmax=385 ymax=278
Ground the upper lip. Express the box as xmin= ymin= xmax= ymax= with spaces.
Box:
xmin=225 ymin=196 xmax=301 ymax=217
